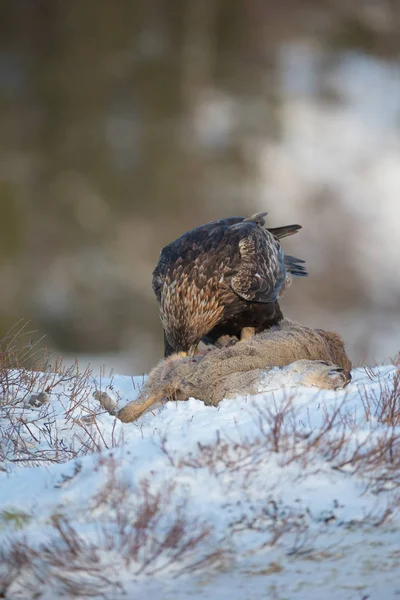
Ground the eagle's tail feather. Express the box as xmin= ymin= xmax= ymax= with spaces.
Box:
xmin=268 ymin=224 xmax=302 ymax=239
xmin=285 ymin=254 xmax=307 ymax=277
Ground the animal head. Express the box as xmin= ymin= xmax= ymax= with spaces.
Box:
xmin=160 ymin=273 xmax=224 ymax=354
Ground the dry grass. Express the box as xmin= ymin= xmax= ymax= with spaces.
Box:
xmin=1 ymin=325 xmax=400 ymax=597
xmin=153 ymin=363 xmax=400 ymax=559
xmin=0 ymin=455 xmax=223 ymax=599
xmin=160 ymin=362 xmax=400 ymax=499
xmin=0 ymin=323 xmax=127 ymax=474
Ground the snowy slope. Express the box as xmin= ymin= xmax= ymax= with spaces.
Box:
xmin=1 ymin=362 xmax=400 ymax=599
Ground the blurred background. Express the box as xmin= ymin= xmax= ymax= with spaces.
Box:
xmin=1 ymin=0 xmax=400 ymax=373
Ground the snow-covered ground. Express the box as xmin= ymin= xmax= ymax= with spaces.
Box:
xmin=1 ymin=360 xmax=400 ymax=599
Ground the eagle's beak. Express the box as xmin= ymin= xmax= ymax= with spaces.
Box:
xmin=174 ymin=347 xmax=198 ymax=360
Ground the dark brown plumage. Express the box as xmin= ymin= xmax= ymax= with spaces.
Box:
xmin=152 ymin=212 xmax=307 ymax=356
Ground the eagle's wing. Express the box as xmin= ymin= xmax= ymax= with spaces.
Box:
xmin=230 ymin=222 xmax=286 ymax=303
xmin=152 ymin=256 xmax=167 ymax=302
xmin=152 ymin=213 xmax=307 ymax=304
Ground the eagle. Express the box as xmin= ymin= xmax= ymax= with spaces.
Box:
xmin=152 ymin=212 xmax=307 ymax=356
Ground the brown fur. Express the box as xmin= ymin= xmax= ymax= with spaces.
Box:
xmin=98 ymin=319 xmax=351 ymax=423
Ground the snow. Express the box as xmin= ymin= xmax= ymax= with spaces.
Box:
xmin=253 ymin=47 xmax=400 ymax=364
xmin=1 ymin=361 xmax=400 ymax=599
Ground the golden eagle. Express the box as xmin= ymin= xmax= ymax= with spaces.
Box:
xmin=152 ymin=212 xmax=307 ymax=356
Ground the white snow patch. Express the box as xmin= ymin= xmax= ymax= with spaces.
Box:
xmin=0 ymin=363 xmax=400 ymax=598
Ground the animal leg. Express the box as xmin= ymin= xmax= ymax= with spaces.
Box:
xmin=94 ymin=390 xmax=165 ymax=422
xmin=284 ymin=360 xmax=351 ymax=390
xmin=117 ymin=392 xmax=165 ymax=422
xmin=254 ymin=360 xmax=351 ymax=394
xmin=240 ymin=327 xmax=256 ymax=341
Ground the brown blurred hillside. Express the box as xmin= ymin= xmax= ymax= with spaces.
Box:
xmin=1 ymin=0 xmax=400 ymax=372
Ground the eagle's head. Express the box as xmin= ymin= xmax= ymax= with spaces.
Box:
xmin=160 ymin=274 xmax=224 ymax=356
xmin=163 ymin=323 xmax=203 ymax=357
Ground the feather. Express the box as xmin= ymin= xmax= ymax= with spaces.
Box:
xmin=230 ymin=225 xmax=285 ymax=302
xmin=284 ymin=254 xmax=307 ymax=277
xmin=152 ymin=213 xmax=307 ymax=355
xmin=268 ymin=224 xmax=302 ymax=239
xmin=242 ymin=212 xmax=268 ymax=225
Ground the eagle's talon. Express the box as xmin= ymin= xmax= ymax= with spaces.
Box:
xmin=240 ymin=327 xmax=256 ymax=342
xmin=215 ymin=335 xmax=239 ymax=348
